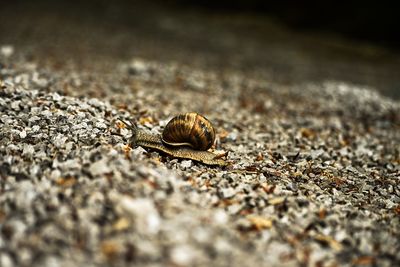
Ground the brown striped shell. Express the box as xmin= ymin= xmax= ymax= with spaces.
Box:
xmin=161 ymin=113 xmax=216 ymax=151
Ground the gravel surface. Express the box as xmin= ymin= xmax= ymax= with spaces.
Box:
xmin=1 ymin=45 xmax=400 ymax=267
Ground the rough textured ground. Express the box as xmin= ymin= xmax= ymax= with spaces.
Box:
xmin=1 ymin=2 xmax=400 ymax=267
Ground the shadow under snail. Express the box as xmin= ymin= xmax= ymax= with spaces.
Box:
xmin=121 ymin=113 xmax=228 ymax=166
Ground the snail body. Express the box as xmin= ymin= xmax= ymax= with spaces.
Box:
xmin=124 ymin=113 xmax=227 ymax=166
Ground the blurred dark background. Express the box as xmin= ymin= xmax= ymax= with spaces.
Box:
xmin=169 ymin=0 xmax=400 ymax=49
xmin=2 ymin=0 xmax=400 ymax=50
xmin=1 ymin=0 xmax=399 ymax=98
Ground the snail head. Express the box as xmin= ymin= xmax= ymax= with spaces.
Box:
xmin=119 ymin=118 xmax=139 ymax=147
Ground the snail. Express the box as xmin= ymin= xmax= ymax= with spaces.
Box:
xmin=121 ymin=113 xmax=227 ymax=166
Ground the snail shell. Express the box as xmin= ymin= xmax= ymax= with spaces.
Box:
xmin=162 ymin=112 xmax=215 ymax=151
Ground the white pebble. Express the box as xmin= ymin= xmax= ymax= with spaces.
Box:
xmin=11 ymin=101 xmax=20 ymax=110
xmin=19 ymin=130 xmax=27 ymax=139
xmin=170 ymin=245 xmax=196 ymax=266
xmin=0 ymin=253 xmax=14 ymax=267
xmin=43 ymin=256 xmax=60 ymax=267
xmin=310 ymin=149 xmax=324 ymax=159
xmin=59 ymin=159 xmax=81 ymax=171
xmin=32 ymin=125 xmax=40 ymax=132
xmin=52 ymin=92 xmax=62 ymax=101
xmin=88 ymin=98 xmax=102 ymax=107
xmin=220 ymin=187 xmax=236 ymax=199
xmin=227 ymin=131 xmax=238 ymax=141
xmin=180 ymin=160 xmax=193 ymax=169
xmin=22 ymin=144 xmax=35 ymax=156
xmin=213 ymin=209 xmax=229 ymax=225
xmin=71 ymin=122 xmax=88 ymax=130
xmin=95 ymin=121 xmax=107 ymax=129
xmin=65 ymin=142 xmax=74 ymax=153
xmin=89 ymin=159 xmax=111 ymax=176
xmin=53 ymin=133 xmax=68 ymax=148
xmin=41 ymin=110 xmax=52 ymax=117
xmin=50 ymin=169 xmax=61 ymax=180
xmin=29 ymin=115 xmax=41 ymax=122
xmin=118 ymin=197 xmax=160 ymax=234
xmin=0 ymin=45 xmax=14 ymax=57
xmin=214 ymin=238 xmax=232 ymax=254
xmin=129 ymin=59 xmax=150 ymax=74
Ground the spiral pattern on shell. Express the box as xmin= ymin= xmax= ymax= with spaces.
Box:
xmin=161 ymin=112 xmax=216 ymax=151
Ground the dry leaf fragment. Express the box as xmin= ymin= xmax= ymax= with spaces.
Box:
xmin=256 ymin=153 xmax=264 ymax=161
xmin=352 ymin=256 xmax=375 ymax=265
xmin=0 ymin=209 xmax=6 ymax=223
xmin=318 ymin=208 xmax=327 ymax=219
xmin=139 ymin=116 xmax=154 ymax=125
xmin=113 ymin=217 xmax=130 ymax=231
xmin=116 ymin=121 xmax=126 ymax=129
xmin=247 ymin=215 xmax=273 ymax=231
xmin=393 ymin=205 xmax=400 ymax=215
xmin=124 ymin=144 xmax=132 ymax=159
xmin=261 ymin=183 xmax=276 ymax=194
xmin=314 ymin=234 xmax=343 ymax=251
xmin=117 ymin=103 xmax=128 ymax=110
xmin=300 ymin=128 xmax=316 ymax=139
xmin=56 ymin=177 xmax=77 ymax=187
xmin=268 ymin=197 xmax=285 ymax=205
xmin=245 ymin=165 xmax=258 ymax=172
xmin=101 ymin=240 xmax=121 ymax=260
xmin=218 ymin=128 xmax=229 ymax=140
